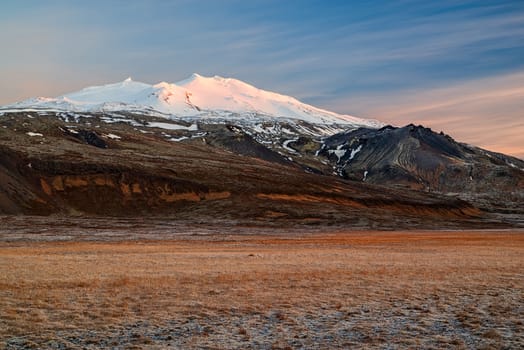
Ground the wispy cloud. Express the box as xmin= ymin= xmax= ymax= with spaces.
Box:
xmin=1 ymin=1 xmax=523 ymax=159
xmin=327 ymin=71 xmax=524 ymax=159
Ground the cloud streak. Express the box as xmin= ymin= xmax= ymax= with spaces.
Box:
xmin=0 ymin=1 xmax=523 ymax=158
xmin=328 ymin=71 xmax=524 ymax=159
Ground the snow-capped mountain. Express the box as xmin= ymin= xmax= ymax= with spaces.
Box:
xmin=0 ymin=76 xmax=522 ymax=225
xmin=2 ymin=74 xmax=382 ymax=128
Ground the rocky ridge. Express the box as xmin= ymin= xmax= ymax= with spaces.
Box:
xmin=0 ymin=109 xmax=521 ymax=228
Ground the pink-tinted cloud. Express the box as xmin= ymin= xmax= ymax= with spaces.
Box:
xmin=330 ymin=72 xmax=524 ymax=159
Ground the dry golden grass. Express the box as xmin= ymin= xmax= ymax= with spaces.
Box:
xmin=1 ymin=230 xmax=523 ymax=348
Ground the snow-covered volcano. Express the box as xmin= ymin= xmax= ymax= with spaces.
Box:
xmin=2 ymin=74 xmax=382 ymax=128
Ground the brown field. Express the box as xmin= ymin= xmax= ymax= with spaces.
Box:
xmin=1 ymin=229 xmax=523 ymax=349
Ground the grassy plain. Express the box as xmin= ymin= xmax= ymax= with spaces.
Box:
xmin=1 ymin=230 xmax=523 ymax=349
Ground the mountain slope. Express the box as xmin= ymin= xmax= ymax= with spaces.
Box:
xmin=0 ymin=76 xmax=522 ymax=227
xmin=0 ymin=111 xmax=493 ymax=229
xmin=313 ymin=125 xmax=524 ymax=215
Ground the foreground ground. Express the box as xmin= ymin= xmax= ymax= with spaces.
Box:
xmin=0 ymin=224 xmax=523 ymax=349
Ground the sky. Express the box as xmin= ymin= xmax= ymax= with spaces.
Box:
xmin=1 ymin=0 xmax=523 ymax=158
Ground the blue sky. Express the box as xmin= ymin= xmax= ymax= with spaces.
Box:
xmin=1 ymin=0 xmax=523 ymax=157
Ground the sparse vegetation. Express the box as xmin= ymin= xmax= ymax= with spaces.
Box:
xmin=1 ymin=228 xmax=523 ymax=349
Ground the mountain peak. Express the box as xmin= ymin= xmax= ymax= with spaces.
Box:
xmin=1 ymin=74 xmax=383 ymax=128
xmin=176 ymin=73 xmax=204 ymax=85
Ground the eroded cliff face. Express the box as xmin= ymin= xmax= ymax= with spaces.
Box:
xmin=38 ymin=173 xmax=230 ymax=214
xmin=0 ymin=148 xmax=232 ymax=216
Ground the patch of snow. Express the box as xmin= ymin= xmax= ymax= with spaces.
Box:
xmin=506 ymin=162 xmax=524 ymax=172
xmin=58 ymin=112 xmax=93 ymax=123
xmin=252 ymin=123 xmax=281 ymax=135
xmin=0 ymin=108 xmax=65 ymax=114
xmin=60 ymin=126 xmax=79 ymax=134
xmin=26 ymin=132 xmax=43 ymax=137
xmin=169 ymin=136 xmax=189 ymax=142
xmin=100 ymin=115 xmax=143 ymax=127
xmin=229 ymin=125 xmax=243 ymax=134
xmin=147 ymin=122 xmax=198 ymax=131
xmin=283 ymin=138 xmax=299 ymax=153
xmin=328 ymin=148 xmax=347 ymax=161
xmin=281 ymin=127 xmax=296 ymax=135
xmin=315 ymin=144 xmax=326 ymax=157
xmin=363 ymin=170 xmax=368 ymax=181
xmin=349 ymin=144 xmax=363 ymax=160
xmin=103 ymin=133 xmax=121 ymax=140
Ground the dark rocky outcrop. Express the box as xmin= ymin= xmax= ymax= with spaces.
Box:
xmin=61 ymin=128 xmax=108 ymax=148
xmin=318 ymin=125 xmax=524 ymax=214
